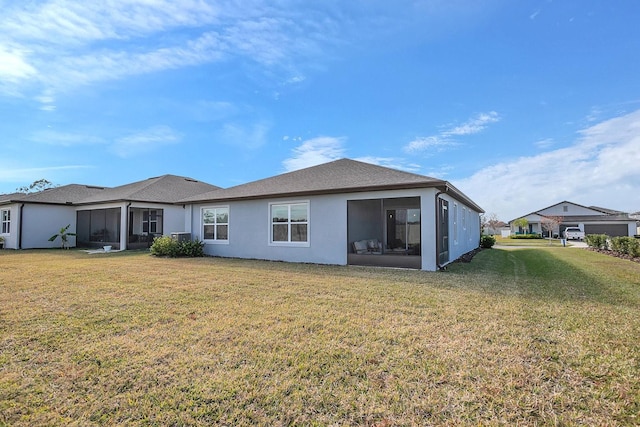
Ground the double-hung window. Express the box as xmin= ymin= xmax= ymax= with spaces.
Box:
xmin=270 ymin=202 xmax=308 ymax=245
xmin=1 ymin=209 xmax=10 ymax=234
xmin=203 ymin=207 xmax=229 ymax=242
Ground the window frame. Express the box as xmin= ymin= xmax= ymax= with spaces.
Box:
xmin=201 ymin=206 xmax=229 ymax=244
xmin=268 ymin=201 xmax=310 ymax=247
xmin=1 ymin=209 xmax=10 ymax=234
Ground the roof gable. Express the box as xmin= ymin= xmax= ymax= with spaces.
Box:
xmin=181 ymin=158 xmax=447 ymax=203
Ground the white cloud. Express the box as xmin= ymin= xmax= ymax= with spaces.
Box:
xmin=354 ymin=156 xmax=421 ymax=173
xmin=443 ymin=111 xmax=500 ymax=136
xmin=283 ymin=136 xmax=346 ymax=172
xmin=219 ymin=121 xmax=270 ymax=149
xmin=455 ymin=109 xmax=640 ymax=221
xmin=0 ymin=165 xmax=92 ymax=182
xmin=30 ymin=130 xmax=105 ymax=147
xmin=404 ymin=136 xmax=458 ymax=154
xmin=0 ymin=1 xmax=339 ymax=97
xmin=404 ymin=111 xmax=500 ymax=153
xmin=111 ymin=126 xmax=181 ymax=158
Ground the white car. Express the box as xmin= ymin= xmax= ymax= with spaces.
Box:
xmin=564 ymin=227 xmax=585 ymax=240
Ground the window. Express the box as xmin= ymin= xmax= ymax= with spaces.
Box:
xmin=1 ymin=209 xmax=9 ymax=234
xmin=563 ymin=205 xmax=568 ymax=212
xmin=202 ymin=207 xmax=229 ymax=241
xmin=453 ymin=203 xmax=458 ymax=244
xmin=270 ymin=202 xmax=308 ymax=244
xmin=143 ymin=210 xmax=162 ymax=234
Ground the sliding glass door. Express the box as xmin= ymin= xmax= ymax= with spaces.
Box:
xmin=386 ymin=208 xmax=421 ymax=254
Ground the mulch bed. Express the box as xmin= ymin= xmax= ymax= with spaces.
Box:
xmin=585 ymin=247 xmax=640 ymax=264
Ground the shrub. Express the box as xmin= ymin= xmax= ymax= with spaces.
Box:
xmin=585 ymin=234 xmax=609 ymax=250
xmin=480 ymin=235 xmax=496 ymax=248
xmin=510 ymin=234 xmax=542 ymax=239
xmin=610 ymin=236 xmax=640 ymax=257
xmin=150 ymin=236 xmax=205 ymax=257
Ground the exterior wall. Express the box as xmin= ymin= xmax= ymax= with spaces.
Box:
xmin=22 ymin=204 xmax=77 ymax=249
xmin=189 ymin=188 xmax=482 ymax=271
xmin=439 ymin=192 xmax=482 ymax=266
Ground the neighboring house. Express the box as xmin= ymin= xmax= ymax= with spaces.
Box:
xmin=509 ymin=201 xmax=636 ymax=238
xmin=180 ymin=158 xmax=483 ymax=271
xmin=0 ymin=175 xmax=219 ymax=250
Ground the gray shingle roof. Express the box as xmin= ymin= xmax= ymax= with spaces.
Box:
xmin=180 ymin=158 xmax=483 ymax=212
xmin=76 ymin=175 xmax=221 ymax=204
xmin=0 ymin=192 xmax=27 ymax=204
xmin=9 ymin=185 xmax=106 ymax=204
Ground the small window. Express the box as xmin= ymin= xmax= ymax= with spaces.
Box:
xmin=563 ymin=205 xmax=568 ymax=212
xmin=270 ymin=202 xmax=309 ymax=245
xmin=1 ymin=209 xmax=10 ymax=234
xmin=202 ymin=207 xmax=229 ymax=242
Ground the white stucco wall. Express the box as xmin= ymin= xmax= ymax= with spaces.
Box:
xmin=539 ymin=202 xmax=603 ymax=216
xmin=22 ymin=204 xmax=77 ymax=249
xmin=439 ymin=192 xmax=482 ymax=266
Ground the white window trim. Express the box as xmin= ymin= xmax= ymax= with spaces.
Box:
xmin=268 ymin=200 xmax=310 ymax=247
xmin=453 ymin=203 xmax=458 ymax=245
xmin=1 ymin=209 xmax=10 ymax=235
xmin=201 ymin=205 xmax=230 ymax=245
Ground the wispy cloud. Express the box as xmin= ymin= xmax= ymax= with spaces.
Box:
xmin=30 ymin=129 xmax=105 ymax=146
xmin=0 ymin=1 xmax=343 ymax=105
xmin=443 ymin=111 xmax=500 ymax=136
xmin=283 ymin=137 xmax=422 ymax=173
xmin=283 ymin=136 xmax=346 ymax=172
xmin=0 ymin=165 xmax=93 ymax=183
xmin=111 ymin=126 xmax=181 ymax=158
xmin=219 ymin=121 xmax=270 ymax=150
xmin=404 ymin=111 xmax=500 ymax=153
xmin=455 ymin=109 xmax=640 ymax=221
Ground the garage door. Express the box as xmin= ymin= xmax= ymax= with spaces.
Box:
xmin=583 ymin=224 xmax=628 ymax=237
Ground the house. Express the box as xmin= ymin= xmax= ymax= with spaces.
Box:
xmin=180 ymin=158 xmax=483 ymax=271
xmin=0 ymin=175 xmax=219 ymax=250
xmin=509 ymin=201 xmax=637 ymax=238
xmin=1 ymin=159 xmax=483 ymax=271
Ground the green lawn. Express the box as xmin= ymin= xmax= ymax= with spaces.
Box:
xmin=1 ymin=249 xmax=638 ymax=426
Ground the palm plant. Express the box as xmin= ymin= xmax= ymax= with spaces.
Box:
xmin=48 ymin=224 xmax=76 ymax=249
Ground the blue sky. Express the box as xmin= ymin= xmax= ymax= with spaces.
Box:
xmin=1 ymin=0 xmax=639 ymax=220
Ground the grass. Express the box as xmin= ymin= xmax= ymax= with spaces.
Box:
xmin=0 ymin=248 xmax=639 ymax=426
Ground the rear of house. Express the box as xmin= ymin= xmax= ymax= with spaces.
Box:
xmin=182 ymin=159 xmax=483 ymax=271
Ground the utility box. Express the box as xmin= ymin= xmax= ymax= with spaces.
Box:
xmin=171 ymin=232 xmax=191 ymax=242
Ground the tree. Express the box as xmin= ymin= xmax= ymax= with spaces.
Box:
xmin=48 ymin=224 xmax=76 ymax=249
xmin=540 ymin=215 xmax=563 ymax=243
xmin=482 ymin=212 xmax=506 ymax=235
xmin=513 ymin=217 xmax=529 ymax=234
xmin=16 ymin=179 xmax=56 ymax=194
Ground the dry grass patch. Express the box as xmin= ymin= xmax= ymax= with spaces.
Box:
xmin=0 ymin=249 xmax=639 ymax=426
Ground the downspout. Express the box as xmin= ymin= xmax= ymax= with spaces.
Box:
xmin=124 ymin=202 xmax=131 ymax=250
xmin=435 ymin=186 xmax=448 ymax=271
xmin=18 ymin=203 xmax=25 ymax=249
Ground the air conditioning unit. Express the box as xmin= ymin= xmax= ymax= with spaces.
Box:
xmin=170 ymin=232 xmax=191 ymax=242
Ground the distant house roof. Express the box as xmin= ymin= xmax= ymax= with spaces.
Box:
xmin=1 ymin=175 xmax=220 ymax=206
xmin=180 ymin=158 xmax=484 ymax=212
xmin=510 ymin=200 xmax=632 ymax=224
xmin=1 ymin=185 xmax=105 ymax=205
xmin=76 ymin=175 xmax=221 ymax=205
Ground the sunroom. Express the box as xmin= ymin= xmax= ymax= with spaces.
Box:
xmin=347 ymin=197 xmax=422 ymax=269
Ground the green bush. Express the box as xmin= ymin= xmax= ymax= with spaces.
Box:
xmin=150 ymin=236 xmax=205 ymax=257
xmin=585 ymin=234 xmax=609 ymax=250
xmin=480 ymin=235 xmax=496 ymax=248
xmin=510 ymin=234 xmax=543 ymax=239
xmin=610 ymin=236 xmax=640 ymax=257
